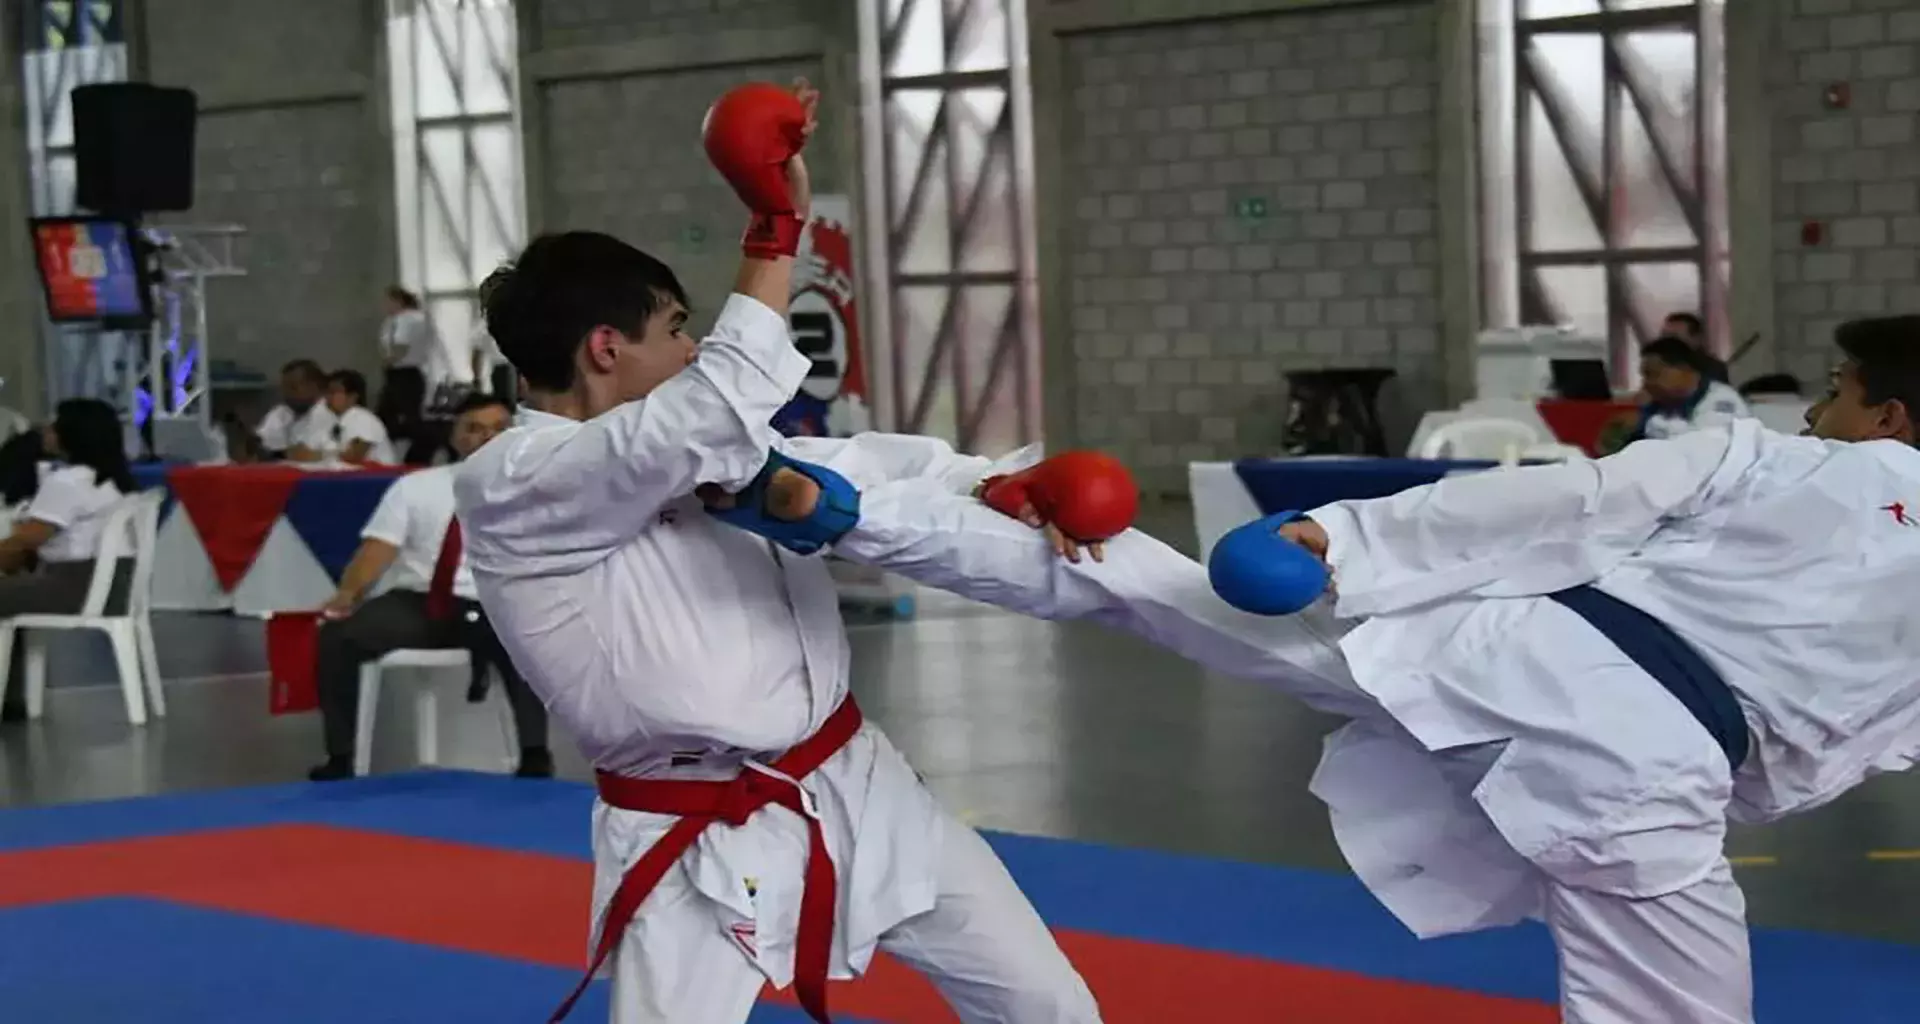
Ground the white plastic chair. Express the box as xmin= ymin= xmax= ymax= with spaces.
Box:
xmin=0 ymin=490 xmax=166 ymax=725
xmin=1417 ymin=417 xmax=1544 ymax=462
xmin=354 ymin=648 xmax=518 ymax=777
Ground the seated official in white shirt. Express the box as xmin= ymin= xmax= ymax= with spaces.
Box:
xmin=306 ymin=394 xmax=549 ymax=781
xmin=0 ymin=399 xmax=135 ymax=721
xmin=321 ymin=369 xmax=398 ymax=465
xmin=1634 ymin=336 xmax=1751 ymax=443
xmin=254 ymin=359 xmax=338 ymax=462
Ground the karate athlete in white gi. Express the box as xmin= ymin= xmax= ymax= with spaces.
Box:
xmin=716 ymin=315 xmax=1920 ymax=1024
xmin=451 ymin=81 xmax=1098 ymax=1024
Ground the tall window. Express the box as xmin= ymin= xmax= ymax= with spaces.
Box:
xmin=20 ymin=1 xmax=130 ymax=406
xmin=1479 ymin=0 xmax=1727 ymax=381
xmin=858 ymin=0 xmax=1041 ymax=454
xmin=20 ymin=0 xmax=126 ymax=216
xmin=386 ymin=0 xmax=525 ymax=358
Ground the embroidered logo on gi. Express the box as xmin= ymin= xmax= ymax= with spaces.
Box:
xmin=743 ymin=877 xmax=759 ymax=899
xmin=659 ymin=508 xmax=679 ymax=526
xmin=729 ymin=921 xmax=759 ymax=957
xmin=1883 ymin=502 xmax=1914 ymax=527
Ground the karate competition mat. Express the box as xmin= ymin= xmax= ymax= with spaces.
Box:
xmin=2 ymin=770 xmax=1915 ymax=1022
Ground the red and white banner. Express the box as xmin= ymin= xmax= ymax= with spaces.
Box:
xmin=782 ymin=195 xmax=871 ymax=438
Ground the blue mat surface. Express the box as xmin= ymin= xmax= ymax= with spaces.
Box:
xmin=1 ymin=772 xmax=1914 ymax=1021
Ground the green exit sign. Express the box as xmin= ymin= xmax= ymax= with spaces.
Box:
xmin=1235 ymin=195 xmax=1269 ymax=221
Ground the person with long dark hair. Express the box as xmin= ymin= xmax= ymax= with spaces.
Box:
xmin=0 ymin=398 xmax=138 ymax=720
xmin=0 ymin=428 xmax=45 ymax=507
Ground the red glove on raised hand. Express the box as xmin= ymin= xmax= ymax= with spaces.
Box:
xmin=980 ymin=451 xmax=1140 ymax=542
xmin=703 ymin=81 xmax=815 ymax=259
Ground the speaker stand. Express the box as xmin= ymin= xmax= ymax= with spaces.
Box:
xmin=135 ymin=224 xmax=246 ymax=437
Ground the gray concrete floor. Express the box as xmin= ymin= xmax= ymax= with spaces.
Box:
xmin=5 ymin=521 xmax=1920 ymax=946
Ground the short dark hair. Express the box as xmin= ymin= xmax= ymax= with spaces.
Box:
xmin=1738 ymin=372 xmax=1802 ymax=398
xmin=1641 ymin=335 xmax=1704 ymax=372
xmin=1663 ymin=311 xmax=1704 ymax=337
xmin=326 ymin=369 xmax=368 ymax=403
xmin=281 ymin=359 xmax=326 ymax=384
xmin=454 ymin=392 xmax=514 ymax=418
xmin=479 ymin=231 xmax=689 ymax=393
xmin=0 ymin=423 xmax=46 ymax=505
xmin=1836 ymin=315 xmax=1920 ymax=422
xmin=385 ymin=285 xmax=420 ymax=309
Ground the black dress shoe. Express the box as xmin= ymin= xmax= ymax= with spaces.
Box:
xmin=307 ymin=757 xmax=355 ymax=782
xmin=515 ymin=747 xmax=554 ymax=779
xmin=1 ymin=702 xmax=25 ymax=724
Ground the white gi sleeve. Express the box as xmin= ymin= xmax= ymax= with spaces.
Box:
xmin=779 ymin=432 xmax=994 ymax=494
xmin=834 ymin=478 xmax=1369 ymax=716
xmin=1311 ymin=418 xmax=1772 ymax=618
xmin=455 ymin=294 xmax=810 ymax=573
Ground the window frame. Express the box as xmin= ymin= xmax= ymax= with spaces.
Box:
xmin=1481 ymin=0 xmax=1727 ymax=382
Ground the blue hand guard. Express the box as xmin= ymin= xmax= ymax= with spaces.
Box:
xmin=707 ymin=450 xmax=861 ymax=556
xmin=1207 ymin=510 xmax=1329 ymax=616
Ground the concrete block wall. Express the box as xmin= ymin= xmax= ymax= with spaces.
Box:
xmin=534 ymin=0 xmax=816 ymax=51
xmin=1054 ymin=2 xmax=1442 ymax=480
xmin=0 ymin=13 xmax=43 ymax=416
xmin=534 ymin=58 xmax=827 ymax=312
xmin=521 ymin=0 xmax=850 ymax=322
xmin=1766 ymin=0 xmax=1920 ymax=386
xmin=140 ymin=0 xmax=392 ymax=381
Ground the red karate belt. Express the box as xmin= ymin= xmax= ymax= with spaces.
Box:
xmin=548 ymin=697 xmax=863 ymax=1024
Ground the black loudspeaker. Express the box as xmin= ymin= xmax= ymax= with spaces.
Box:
xmin=73 ymin=83 xmax=197 ymax=215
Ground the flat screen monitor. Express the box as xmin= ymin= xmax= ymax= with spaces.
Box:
xmin=28 ymin=216 xmax=152 ymax=328
xmin=1550 ymin=358 xmax=1615 ymax=401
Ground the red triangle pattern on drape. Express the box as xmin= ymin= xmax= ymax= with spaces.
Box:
xmin=165 ymin=465 xmax=303 ymax=591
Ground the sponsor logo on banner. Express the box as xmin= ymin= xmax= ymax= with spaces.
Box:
xmin=781 ymin=196 xmax=870 ymax=438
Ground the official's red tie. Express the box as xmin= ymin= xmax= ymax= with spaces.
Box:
xmin=426 ymin=518 xmax=462 ymax=621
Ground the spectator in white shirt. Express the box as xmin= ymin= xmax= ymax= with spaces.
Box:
xmin=0 ymin=399 xmax=135 ymax=721
xmin=1634 ymin=336 xmax=1752 ymax=443
xmin=306 ymin=393 xmax=549 ymax=780
xmin=321 ymin=369 xmax=398 ymax=465
xmin=254 ymin=359 xmax=338 ymax=461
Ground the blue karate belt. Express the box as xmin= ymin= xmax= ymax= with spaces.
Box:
xmin=706 ymin=450 xmax=860 ymax=556
xmin=1546 ymin=584 xmax=1750 ymax=769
